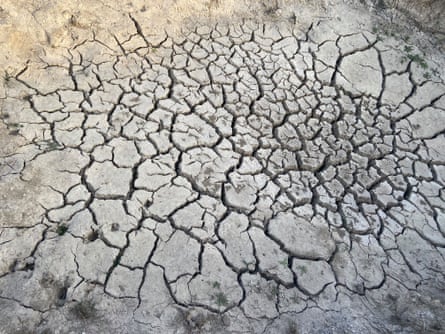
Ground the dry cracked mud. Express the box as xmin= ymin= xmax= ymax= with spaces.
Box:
xmin=1 ymin=2 xmax=445 ymax=334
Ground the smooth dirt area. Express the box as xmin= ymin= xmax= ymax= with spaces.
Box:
xmin=0 ymin=1 xmax=444 ymax=333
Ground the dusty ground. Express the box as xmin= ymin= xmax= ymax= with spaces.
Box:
xmin=1 ymin=1 xmax=445 ymax=333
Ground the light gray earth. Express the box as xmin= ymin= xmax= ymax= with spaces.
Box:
xmin=1 ymin=2 xmax=445 ymax=334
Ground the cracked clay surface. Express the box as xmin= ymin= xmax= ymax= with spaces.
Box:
xmin=1 ymin=7 xmax=445 ymax=334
